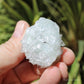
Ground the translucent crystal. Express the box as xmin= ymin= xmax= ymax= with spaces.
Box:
xmin=21 ymin=17 xmax=65 ymax=68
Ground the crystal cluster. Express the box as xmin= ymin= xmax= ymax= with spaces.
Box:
xmin=21 ymin=17 xmax=65 ymax=68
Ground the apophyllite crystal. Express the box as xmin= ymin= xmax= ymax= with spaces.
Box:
xmin=21 ymin=17 xmax=65 ymax=68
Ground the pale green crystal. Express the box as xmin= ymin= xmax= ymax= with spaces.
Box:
xmin=21 ymin=17 xmax=65 ymax=68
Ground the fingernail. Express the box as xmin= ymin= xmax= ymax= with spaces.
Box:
xmin=13 ymin=21 xmax=29 ymax=38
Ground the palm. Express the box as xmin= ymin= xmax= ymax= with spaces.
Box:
xmin=0 ymin=61 xmax=39 ymax=84
xmin=0 ymin=47 xmax=75 ymax=84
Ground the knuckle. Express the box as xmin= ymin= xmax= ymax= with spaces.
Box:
xmin=1 ymin=39 xmax=18 ymax=56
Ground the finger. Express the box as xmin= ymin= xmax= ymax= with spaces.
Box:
xmin=39 ymin=66 xmax=61 ymax=84
xmin=0 ymin=21 xmax=29 ymax=75
xmin=14 ymin=61 xmax=39 ymax=83
xmin=56 ymin=62 xmax=68 ymax=80
xmin=61 ymin=47 xmax=75 ymax=65
xmin=0 ymin=75 xmax=4 ymax=84
xmin=3 ymin=69 xmax=21 ymax=84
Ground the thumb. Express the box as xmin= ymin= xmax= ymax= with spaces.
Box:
xmin=0 ymin=21 xmax=29 ymax=75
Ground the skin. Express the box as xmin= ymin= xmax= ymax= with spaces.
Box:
xmin=0 ymin=21 xmax=75 ymax=84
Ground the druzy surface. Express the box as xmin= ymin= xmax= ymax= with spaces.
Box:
xmin=21 ymin=17 xmax=65 ymax=68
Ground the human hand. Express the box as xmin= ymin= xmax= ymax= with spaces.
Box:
xmin=0 ymin=21 xmax=75 ymax=84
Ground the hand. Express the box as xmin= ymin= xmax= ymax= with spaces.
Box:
xmin=0 ymin=21 xmax=75 ymax=84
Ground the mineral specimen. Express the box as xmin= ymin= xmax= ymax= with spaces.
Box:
xmin=21 ymin=17 xmax=65 ymax=68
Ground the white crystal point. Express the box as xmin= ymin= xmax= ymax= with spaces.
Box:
xmin=21 ymin=17 xmax=65 ymax=68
